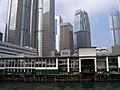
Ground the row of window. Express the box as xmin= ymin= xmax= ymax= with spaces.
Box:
xmin=0 ymin=43 xmax=37 ymax=55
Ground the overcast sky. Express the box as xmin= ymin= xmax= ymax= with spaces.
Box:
xmin=0 ymin=0 xmax=119 ymax=49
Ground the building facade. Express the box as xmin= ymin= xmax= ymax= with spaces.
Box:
xmin=55 ymin=15 xmax=63 ymax=52
xmin=60 ymin=22 xmax=73 ymax=56
xmin=0 ymin=41 xmax=37 ymax=57
xmin=109 ymin=12 xmax=120 ymax=46
xmin=31 ymin=0 xmax=55 ymax=57
xmin=74 ymin=9 xmax=91 ymax=49
xmin=0 ymin=48 xmax=119 ymax=76
xmin=5 ymin=0 xmax=32 ymax=47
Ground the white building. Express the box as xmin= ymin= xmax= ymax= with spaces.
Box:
xmin=0 ymin=42 xmax=37 ymax=57
xmin=109 ymin=11 xmax=120 ymax=46
xmin=55 ymin=15 xmax=63 ymax=52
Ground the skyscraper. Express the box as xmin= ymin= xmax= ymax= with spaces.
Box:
xmin=74 ymin=9 xmax=91 ymax=49
xmin=31 ymin=0 xmax=44 ymax=56
xmin=55 ymin=14 xmax=63 ymax=52
xmin=60 ymin=22 xmax=73 ymax=51
xmin=109 ymin=0 xmax=120 ymax=46
xmin=109 ymin=12 xmax=120 ymax=46
xmin=31 ymin=0 xmax=38 ymax=49
xmin=31 ymin=0 xmax=55 ymax=57
xmin=118 ymin=0 xmax=120 ymax=11
xmin=5 ymin=0 xmax=32 ymax=46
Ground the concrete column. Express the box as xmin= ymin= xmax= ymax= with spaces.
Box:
xmin=56 ymin=58 xmax=58 ymax=69
xmin=4 ymin=60 xmax=6 ymax=68
xmin=79 ymin=58 xmax=81 ymax=72
xmin=34 ymin=59 xmax=36 ymax=68
xmin=106 ymin=57 xmax=109 ymax=72
xmin=94 ymin=58 xmax=97 ymax=72
xmin=31 ymin=60 xmax=32 ymax=67
xmin=31 ymin=60 xmax=32 ymax=72
xmin=24 ymin=60 xmax=25 ymax=72
xmin=67 ymin=58 xmax=70 ymax=73
xmin=14 ymin=60 xmax=15 ymax=68
xmin=3 ymin=60 xmax=5 ymax=73
xmin=118 ymin=56 xmax=120 ymax=72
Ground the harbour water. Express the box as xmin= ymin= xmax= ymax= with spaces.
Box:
xmin=0 ymin=82 xmax=120 ymax=90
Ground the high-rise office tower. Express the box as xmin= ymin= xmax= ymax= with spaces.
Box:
xmin=55 ymin=14 xmax=63 ymax=52
xmin=31 ymin=0 xmax=37 ymax=49
xmin=109 ymin=12 xmax=120 ymax=46
xmin=31 ymin=0 xmax=43 ymax=57
xmin=5 ymin=0 xmax=32 ymax=46
xmin=60 ymin=22 xmax=73 ymax=51
xmin=31 ymin=0 xmax=55 ymax=57
xmin=118 ymin=0 xmax=120 ymax=11
xmin=109 ymin=0 xmax=120 ymax=46
xmin=74 ymin=9 xmax=91 ymax=49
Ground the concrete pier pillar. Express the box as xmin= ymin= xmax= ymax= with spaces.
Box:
xmin=79 ymin=58 xmax=81 ymax=72
xmin=56 ymin=58 xmax=58 ymax=69
xmin=94 ymin=58 xmax=97 ymax=72
xmin=118 ymin=56 xmax=120 ymax=72
xmin=67 ymin=58 xmax=70 ymax=73
xmin=106 ymin=57 xmax=109 ymax=72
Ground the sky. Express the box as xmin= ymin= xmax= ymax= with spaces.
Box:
xmin=0 ymin=0 xmax=119 ymax=49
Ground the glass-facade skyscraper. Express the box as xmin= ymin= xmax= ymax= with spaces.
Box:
xmin=31 ymin=0 xmax=55 ymax=56
xmin=5 ymin=0 xmax=55 ymax=56
xmin=5 ymin=0 xmax=31 ymax=46
xmin=43 ymin=0 xmax=55 ymax=56
xmin=74 ymin=9 xmax=91 ymax=49
xmin=60 ymin=22 xmax=73 ymax=51
xmin=109 ymin=12 xmax=120 ymax=46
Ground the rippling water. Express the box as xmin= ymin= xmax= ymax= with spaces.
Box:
xmin=0 ymin=82 xmax=120 ymax=90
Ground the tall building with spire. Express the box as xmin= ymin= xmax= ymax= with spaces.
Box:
xmin=31 ymin=0 xmax=55 ymax=57
xmin=74 ymin=9 xmax=91 ymax=49
xmin=5 ymin=0 xmax=32 ymax=46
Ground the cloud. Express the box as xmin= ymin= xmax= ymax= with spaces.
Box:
xmin=56 ymin=0 xmax=118 ymax=48
xmin=56 ymin=0 xmax=118 ymax=23
xmin=0 ymin=0 xmax=118 ymax=47
xmin=0 ymin=0 xmax=118 ymax=32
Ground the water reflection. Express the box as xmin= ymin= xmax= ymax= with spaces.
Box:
xmin=0 ymin=82 xmax=120 ymax=90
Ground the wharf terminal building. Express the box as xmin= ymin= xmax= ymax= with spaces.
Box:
xmin=0 ymin=47 xmax=120 ymax=81
xmin=1 ymin=0 xmax=120 ymax=81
